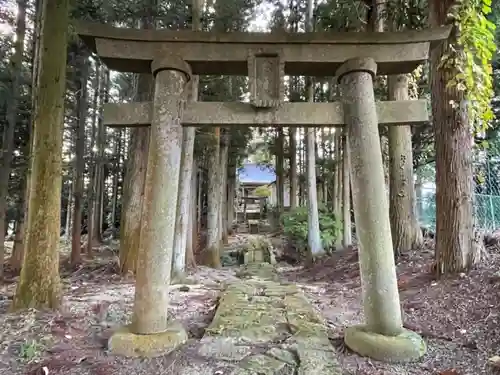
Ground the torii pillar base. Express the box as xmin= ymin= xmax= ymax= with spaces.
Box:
xmin=344 ymin=326 xmax=426 ymax=363
xmin=108 ymin=322 xmax=188 ymax=358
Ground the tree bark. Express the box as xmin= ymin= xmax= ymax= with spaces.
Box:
xmin=219 ymin=133 xmax=229 ymax=244
xmin=305 ymin=0 xmax=323 ymax=258
xmin=119 ymin=76 xmax=152 ymax=275
xmin=10 ymin=0 xmax=43 ymax=275
xmin=88 ymin=69 xmax=108 ymax=252
xmin=332 ymin=134 xmax=341 ymax=214
xmin=0 ymin=0 xmax=27 ymax=279
xmin=197 ymin=165 xmax=202 ymax=234
xmin=185 ymin=159 xmax=197 ymax=269
xmin=415 ymin=172 xmax=423 ymax=219
xmin=306 ymin=125 xmax=323 ymax=256
xmin=335 ymin=134 xmax=343 ymax=222
xmin=64 ymin=177 xmax=73 ymax=241
xmin=95 ymin=70 xmax=109 ymax=243
xmin=70 ymin=49 xmax=89 ymax=267
xmin=172 ymin=127 xmax=196 ymax=279
xmin=275 ymin=129 xmax=285 ymax=214
xmin=110 ymin=134 xmax=121 ymax=228
xmin=430 ymin=0 xmax=477 ymax=276
xmin=369 ymin=0 xmax=390 ymax=192
xmin=203 ymin=128 xmax=222 ymax=268
xmin=172 ymin=0 xmax=201 ymax=278
xmin=85 ymin=60 xmax=100 ymax=254
xmin=119 ymin=1 xmax=156 ymax=274
xmin=227 ymin=164 xmax=236 ymax=234
xmin=320 ymin=129 xmax=327 ymax=205
xmin=388 ymin=74 xmax=423 ymax=256
xmin=289 ymin=126 xmax=298 ymax=209
xmin=12 ymin=0 xmax=70 ymax=310
xmin=298 ymin=127 xmax=305 ymax=205
xmin=10 ymin=170 xmax=29 ymax=274
xmin=342 ymin=133 xmax=352 ymax=247
xmin=9 ymin=212 xmax=25 ymax=273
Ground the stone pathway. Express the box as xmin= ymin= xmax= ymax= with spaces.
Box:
xmin=174 ymin=263 xmax=342 ymax=374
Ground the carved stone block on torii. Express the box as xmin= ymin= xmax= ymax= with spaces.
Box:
xmin=247 ymin=50 xmax=284 ymax=108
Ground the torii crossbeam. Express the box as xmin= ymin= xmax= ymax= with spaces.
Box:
xmin=76 ymin=21 xmax=450 ymax=76
xmin=103 ymin=100 xmax=429 ymax=128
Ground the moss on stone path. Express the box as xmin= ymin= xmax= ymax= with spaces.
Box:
xmin=196 ymin=263 xmax=342 ymax=374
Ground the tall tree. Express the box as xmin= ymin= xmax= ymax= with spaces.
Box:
xmin=388 ymin=74 xmax=423 ymax=255
xmin=119 ymin=57 xmax=153 ymax=273
xmin=0 ymin=0 xmax=27 ymax=279
xmin=430 ymin=0 xmax=495 ymax=275
xmin=200 ymin=0 xmax=255 ymax=268
xmin=305 ymin=0 xmax=323 ymax=258
xmin=12 ymin=0 xmax=70 ymax=309
xmin=185 ymin=159 xmax=198 ymax=269
xmin=274 ymin=129 xmax=285 ymax=214
xmin=289 ymin=121 xmax=298 ymax=209
xmin=366 ymin=0 xmax=391 ymax=195
xmin=9 ymin=0 xmax=43 ymax=274
xmin=219 ymin=130 xmax=230 ymax=244
xmin=203 ymin=126 xmax=222 ymax=267
xmin=109 ymin=134 xmax=122 ymax=228
xmin=90 ymin=68 xmax=108 ymax=247
xmin=172 ymin=0 xmax=201 ymax=279
xmin=86 ymin=60 xmax=104 ymax=254
xmin=386 ymin=0 xmax=423 ymax=256
xmin=70 ymin=48 xmax=89 ymax=267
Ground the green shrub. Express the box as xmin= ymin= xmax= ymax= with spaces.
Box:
xmin=18 ymin=340 xmax=43 ymax=362
xmin=281 ymin=205 xmax=342 ymax=254
xmin=253 ymin=185 xmax=271 ymax=197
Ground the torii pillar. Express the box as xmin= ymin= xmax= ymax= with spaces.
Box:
xmin=338 ymin=57 xmax=426 ymax=362
xmin=107 ymin=55 xmax=190 ymax=357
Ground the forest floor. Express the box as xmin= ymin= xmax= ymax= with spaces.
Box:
xmin=0 ymin=236 xmax=500 ymax=375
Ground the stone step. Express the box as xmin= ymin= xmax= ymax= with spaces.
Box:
xmin=224 ymin=236 xmax=277 ymax=266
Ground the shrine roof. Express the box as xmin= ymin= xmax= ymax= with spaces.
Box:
xmin=238 ymin=164 xmax=276 ymax=185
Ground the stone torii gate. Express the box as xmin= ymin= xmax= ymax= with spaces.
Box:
xmin=76 ymin=22 xmax=450 ymax=361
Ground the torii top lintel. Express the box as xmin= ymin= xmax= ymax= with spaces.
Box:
xmin=75 ymin=21 xmax=451 ymax=76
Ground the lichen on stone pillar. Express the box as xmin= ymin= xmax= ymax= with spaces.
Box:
xmin=336 ymin=57 xmax=426 ymax=363
xmin=108 ymin=54 xmax=190 ymax=357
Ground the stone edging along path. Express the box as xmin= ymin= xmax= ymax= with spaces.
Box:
xmin=196 ymin=263 xmax=342 ymax=374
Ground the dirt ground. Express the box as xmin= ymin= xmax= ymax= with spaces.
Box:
xmin=1 ymin=238 xmax=500 ymax=375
